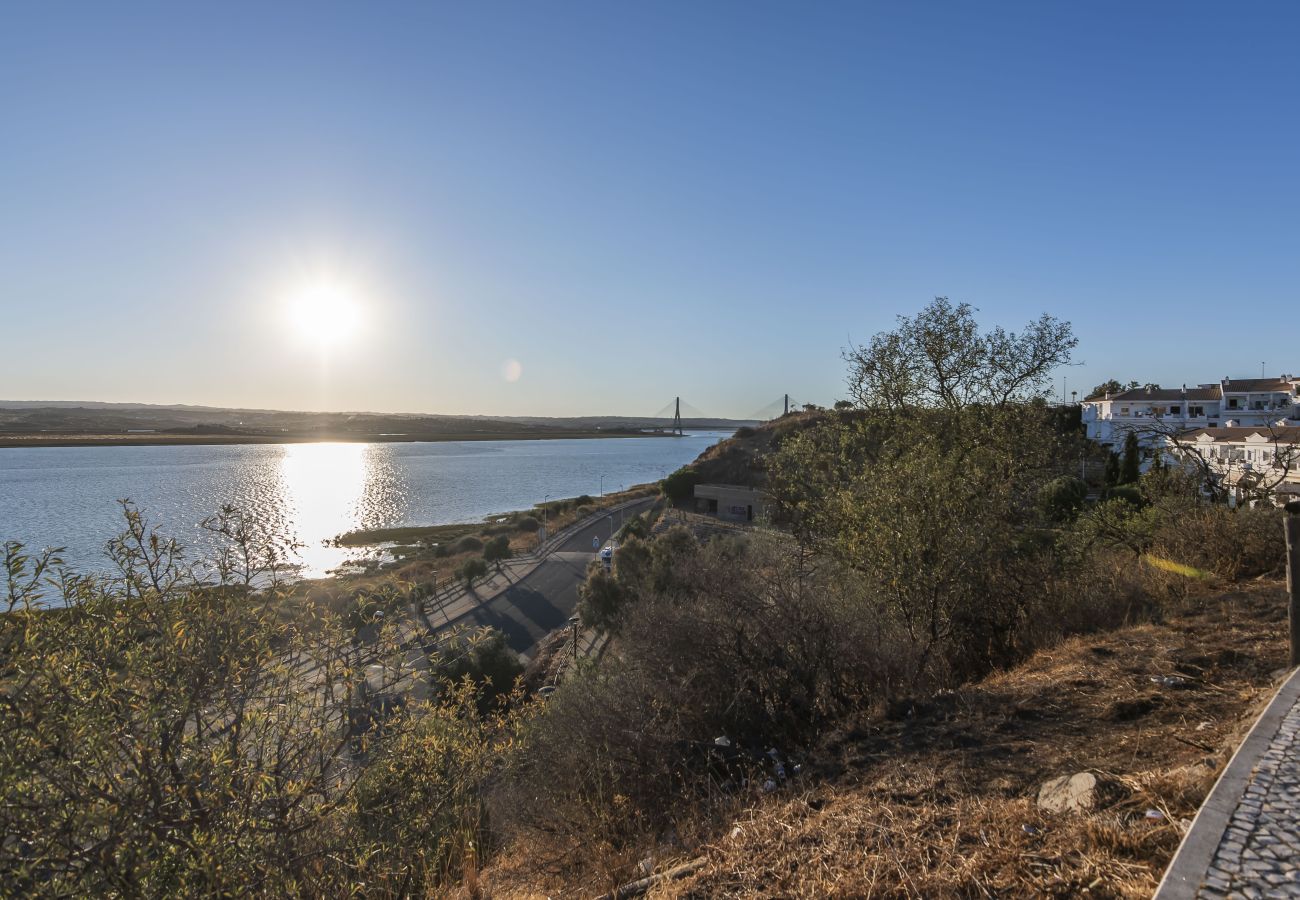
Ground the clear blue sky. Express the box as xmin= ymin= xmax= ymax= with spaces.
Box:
xmin=2 ymin=2 xmax=1296 ymax=418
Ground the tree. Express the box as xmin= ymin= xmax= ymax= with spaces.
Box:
xmin=483 ymin=534 xmax=512 ymax=572
xmin=432 ymin=628 xmax=523 ymax=708
xmin=1104 ymin=451 xmax=1121 ymax=487
xmin=1090 ymin=379 xmax=1124 ymax=398
xmin=661 ymin=466 xmax=700 ymax=505
xmin=459 ymin=557 xmax=488 ymax=589
xmin=843 ymin=297 xmax=1077 ymax=411
xmin=1088 ymin=379 xmax=1140 ymax=399
xmin=766 ymin=403 xmax=1068 ymax=687
xmin=577 ymin=564 xmax=626 ymax=634
xmin=0 ymin=505 xmax=420 ymax=894
xmin=1120 ymin=431 xmax=1141 ymax=484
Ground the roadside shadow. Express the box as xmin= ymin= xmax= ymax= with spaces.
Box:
xmin=463 ymin=583 xmax=566 ymax=654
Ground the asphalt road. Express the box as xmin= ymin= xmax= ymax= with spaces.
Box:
xmin=449 ymin=498 xmax=656 ymax=657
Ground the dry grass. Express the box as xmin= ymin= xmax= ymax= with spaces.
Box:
xmin=482 ymin=580 xmax=1290 ymax=898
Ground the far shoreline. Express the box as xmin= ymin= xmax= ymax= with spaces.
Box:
xmin=0 ymin=430 xmax=692 ymax=449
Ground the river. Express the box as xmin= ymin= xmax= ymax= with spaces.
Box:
xmin=0 ymin=433 xmax=726 ymax=577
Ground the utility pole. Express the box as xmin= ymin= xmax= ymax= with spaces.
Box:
xmin=672 ymin=396 xmax=683 ymax=436
xmin=784 ymin=393 xmax=789 ymax=417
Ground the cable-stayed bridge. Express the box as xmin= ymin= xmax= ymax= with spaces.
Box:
xmin=645 ymin=394 xmax=810 ymax=432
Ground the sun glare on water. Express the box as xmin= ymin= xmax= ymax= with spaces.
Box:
xmin=287 ymin=281 xmax=363 ymax=349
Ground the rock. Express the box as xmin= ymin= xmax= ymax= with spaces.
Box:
xmin=1038 ymin=772 xmax=1101 ymax=813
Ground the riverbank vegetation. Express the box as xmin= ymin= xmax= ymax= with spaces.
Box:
xmin=290 ymin=484 xmax=657 ymax=621
xmin=1 ymin=300 xmax=1292 ymax=896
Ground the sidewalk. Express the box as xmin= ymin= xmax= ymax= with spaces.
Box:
xmin=1156 ymin=666 xmax=1300 ymax=898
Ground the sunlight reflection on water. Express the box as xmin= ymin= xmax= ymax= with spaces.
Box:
xmin=0 ymin=434 xmax=726 ymax=580
xmin=278 ymin=442 xmax=409 ymax=574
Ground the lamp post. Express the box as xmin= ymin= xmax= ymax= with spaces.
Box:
xmin=599 ymin=474 xmax=605 ymax=497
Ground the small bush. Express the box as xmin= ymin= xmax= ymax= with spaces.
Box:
xmin=1104 ymin=484 xmax=1143 ymax=506
xmin=515 ymin=516 xmax=541 ymax=533
xmin=1152 ymin=505 xmax=1284 ymax=581
xmin=734 ymin=425 xmax=756 ymax=438
xmin=459 ymin=557 xmax=488 ymax=587
xmin=1037 ymin=475 xmax=1088 ymax=522
xmin=483 ymin=534 xmax=513 ymax=568
xmin=454 ymin=535 xmax=484 ymax=554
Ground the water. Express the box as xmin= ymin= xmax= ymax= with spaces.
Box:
xmin=0 ymin=433 xmax=726 ymax=577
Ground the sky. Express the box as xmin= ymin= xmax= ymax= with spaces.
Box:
xmin=2 ymin=2 xmax=1297 ymax=419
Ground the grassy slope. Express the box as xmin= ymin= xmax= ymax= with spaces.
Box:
xmin=687 ymin=410 xmax=825 ymax=487
xmin=486 ymin=580 xmax=1290 ymax=898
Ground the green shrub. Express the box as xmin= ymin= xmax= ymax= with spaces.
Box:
xmin=459 ymin=557 xmax=488 ymax=587
xmin=661 ymin=466 xmax=700 ymax=505
xmin=515 ymin=515 xmax=541 ymax=533
xmin=1037 ymin=475 xmax=1088 ymax=522
xmin=483 ymin=534 xmax=512 ymax=569
xmin=1103 ymin=484 xmax=1143 ymax=506
xmin=432 ymin=628 xmax=523 ymax=707
xmin=454 ymin=535 xmax=484 ymax=554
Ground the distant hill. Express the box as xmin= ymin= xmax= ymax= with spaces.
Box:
xmin=0 ymin=401 xmax=757 ymax=440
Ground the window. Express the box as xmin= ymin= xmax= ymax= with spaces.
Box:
xmin=1228 ymin=398 xmax=1239 ymax=409
xmin=1190 ymin=405 xmax=1205 ymax=417
xmin=1168 ymin=405 xmax=1179 ymax=414
xmin=1121 ymin=407 xmax=1130 ymax=415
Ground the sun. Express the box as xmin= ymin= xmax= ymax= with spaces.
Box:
xmin=287 ymin=281 xmax=363 ymax=348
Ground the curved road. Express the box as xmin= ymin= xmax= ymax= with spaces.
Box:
xmin=447 ymin=498 xmax=655 ymax=657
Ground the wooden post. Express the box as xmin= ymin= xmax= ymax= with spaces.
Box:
xmin=1287 ymin=500 xmax=1300 ymax=668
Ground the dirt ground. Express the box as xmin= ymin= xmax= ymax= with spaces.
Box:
xmin=485 ymin=579 xmax=1292 ymax=899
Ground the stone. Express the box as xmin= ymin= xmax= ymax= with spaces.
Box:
xmin=1037 ymin=772 xmax=1101 ymax=813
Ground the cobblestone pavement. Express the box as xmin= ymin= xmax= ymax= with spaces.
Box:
xmin=1197 ymin=698 xmax=1300 ymax=898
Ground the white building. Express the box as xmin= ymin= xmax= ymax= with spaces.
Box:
xmin=1180 ymin=425 xmax=1300 ymax=505
xmin=1082 ymin=376 xmax=1300 ymax=450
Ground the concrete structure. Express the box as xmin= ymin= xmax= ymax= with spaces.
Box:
xmin=693 ymin=483 xmax=767 ymax=523
xmin=1083 ymin=376 xmax=1300 ymax=450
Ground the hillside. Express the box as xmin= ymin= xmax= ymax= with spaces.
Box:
xmin=0 ymin=402 xmax=731 ymax=445
xmin=487 ymin=580 xmax=1290 ymax=898
xmin=686 ymin=409 xmax=827 ymax=487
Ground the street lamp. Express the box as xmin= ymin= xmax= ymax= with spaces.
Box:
xmin=599 ymin=474 xmax=605 ymax=497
